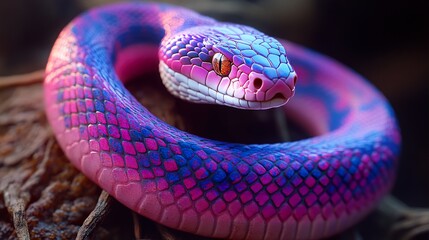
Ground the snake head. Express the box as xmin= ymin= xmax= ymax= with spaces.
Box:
xmin=159 ymin=24 xmax=297 ymax=110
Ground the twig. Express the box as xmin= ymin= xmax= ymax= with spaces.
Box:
xmin=76 ymin=190 xmax=112 ymax=240
xmin=0 ymin=70 xmax=44 ymax=89
xmin=274 ymin=108 xmax=290 ymax=141
xmin=133 ymin=212 xmax=142 ymax=240
xmin=3 ymin=183 xmax=31 ymax=240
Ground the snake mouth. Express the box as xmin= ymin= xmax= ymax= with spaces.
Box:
xmin=272 ymin=92 xmax=287 ymax=100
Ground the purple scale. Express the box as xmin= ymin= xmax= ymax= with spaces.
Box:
xmin=96 ymin=112 xmax=107 ymax=124
xmin=232 ymin=55 xmax=244 ymax=66
xmin=164 ymin=159 xmax=179 ymax=172
xmin=184 ymin=177 xmax=197 ymax=189
xmin=260 ymin=174 xmax=273 ymax=185
xmin=181 ymin=64 xmax=192 ymax=77
xmin=189 ymin=39 xmax=197 ymax=46
xmin=282 ymin=185 xmax=294 ymax=197
xmin=179 ymin=49 xmax=187 ymax=56
xmin=255 ymin=191 xmax=269 ymax=206
xmin=171 ymin=60 xmax=181 ymax=72
xmin=305 ymin=176 xmax=316 ymax=187
xmin=97 ymin=124 xmax=108 ymax=137
xmin=144 ymin=138 xmax=158 ymax=151
xmin=243 ymin=202 xmax=258 ymax=218
xmin=157 ymin=178 xmax=169 ymax=191
xmin=172 ymin=185 xmax=186 ymax=198
xmin=190 ymin=58 xmax=202 ymax=66
xmin=194 ymin=167 xmax=208 ymax=179
xmin=122 ymin=141 xmax=136 ymax=155
xmin=120 ymin=129 xmax=131 ymax=140
xmin=156 ymin=138 xmax=166 ymax=147
xmin=195 ymin=198 xmax=209 ymax=212
xmin=330 ymin=193 xmax=341 ymax=206
xmin=87 ymin=113 xmax=97 ymax=124
xmin=71 ymin=114 xmax=79 ymax=127
xmin=108 ymin=125 xmax=120 ymax=138
xmin=87 ymin=124 xmax=98 ymax=138
xmin=77 ymin=87 xmax=84 ymax=98
xmin=180 ymin=56 xmax=191 ymax=65
xmin=169 ymin=144 xmax=181 ymax=155
xmin=77 ymin=100 xmax=86 ymax=112
xmin=307 ymin=205 xmax=321 ymax=221
xmin=125 ymin=155 xmax=138 ymax=169
xmin=170 ymin=45 xmax=179 ymax=53
xmin=112 ymin=154 xmax=124 ymax=167
xmin=250 ymin=182 xmax=263 ymax=193
xmin=185 ymin=44 xmax=193 ymax=51
xmin=234 ymin=181 xmax=247 ymax=193
xmin=288 ymin=193 xmax=301 ymax=207
xmin=239 ymin=190 xmax=253 ymax=204
xmin=63 ymin=102 xmax=70 ymax=114
xmin=278 ymin=204 xmax=292 ymax=221
xmin=290 ymin=161 xmax=301 ymax=170
xmin=291 ymin=175 xmax=303 ymax=187
xmin=266 ymin=183 xmax=279 ymax=193
xmin=261 ymin=204 xmax=276 ymax=220
xmin=293 ymin=204 xmax=307 ymax=221
xmin=127 ymin=169 xmax=140 ymax=181
xmin=189 ymin=188 xmax=203 ymax=200
xmin=134 ymin=142 xmax=147 ymax=153
xmin=112 ymin=168 xmax=127 ymax=183
xmin=79 ymin=126 xmax=89 ymax=140
xmin=298 ymin=185 xmax=309 ymax=195
xmin=100 ymin=152 xmax=112 ymax=167
xmin=177 ymin=196 xmax=192 ymax=211
xmin=212 ymin=199 xmax=226 ymax=214
xmin=205 ymin=189 xmax=219 ymax=201
xmin=327 ymin=168 xmax=336 ymax=178
xmin=89 ymin=139 xmax=99 ymax=151
xmin=117 ymin=114 xmax=129 ymax=129
xmin=271 ymin=192 xmax=285 ymax=208
xmin=223 ymin=190 xmax=237 ymax=202
xmin=195 ymin=150 xmax=208 ymax=159
xmin=319 ymin=175 xmax=330 ymax=186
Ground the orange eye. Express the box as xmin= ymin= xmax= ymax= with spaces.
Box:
xmin=212 ymin=53 xmax=231 ymax=77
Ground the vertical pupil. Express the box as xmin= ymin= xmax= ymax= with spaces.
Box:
xmin=218 ymin=55 xmax=223 ymax=73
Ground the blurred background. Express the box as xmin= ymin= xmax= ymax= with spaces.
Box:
xmin=0 ymin=0 xmax=427 ymax=234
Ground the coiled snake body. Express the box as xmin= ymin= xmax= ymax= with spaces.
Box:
xmin=44 ymin=3 xmax=401 ymax=239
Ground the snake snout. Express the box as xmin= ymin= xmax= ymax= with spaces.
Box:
xmin=265 ymin=73 xmax=297 ymax=106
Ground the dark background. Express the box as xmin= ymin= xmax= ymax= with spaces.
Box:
xmin=0 ymin=0 xmax=427 ymax=221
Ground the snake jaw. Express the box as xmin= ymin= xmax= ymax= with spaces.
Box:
xmin=159 ymin=61 xmax=293 ymax=109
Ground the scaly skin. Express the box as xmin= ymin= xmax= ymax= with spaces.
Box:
xmin=44 ymin=3 xmax=401 ymax=239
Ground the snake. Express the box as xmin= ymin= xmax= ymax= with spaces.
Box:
xmin=44 ymin=2 xmax=401 ymax=240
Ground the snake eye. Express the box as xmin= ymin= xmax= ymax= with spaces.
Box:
xmin=212 ymin=53 xmax=231 ymax=77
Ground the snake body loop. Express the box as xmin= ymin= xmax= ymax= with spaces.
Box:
xmin=44 ymin=3 xmax=400 ymax=239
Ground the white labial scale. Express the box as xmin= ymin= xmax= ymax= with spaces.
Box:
xmin=224 ymin=94 xmax=240 ymax=106
xmin=198 ymin=83 xmax=209 ymax=96
xmin=208 ymin=88 xmax=217 ymax=99
xmin=239 ymin=99 xmax=249 ymax=108
xmin=216 ymin=91 xmax=224 ymax=103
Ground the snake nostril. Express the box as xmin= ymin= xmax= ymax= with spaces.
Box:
xmin=253 ymin=78 xmax=263 ymax=89
xmin=294 ymin=75 xmax=298 ymax=85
